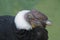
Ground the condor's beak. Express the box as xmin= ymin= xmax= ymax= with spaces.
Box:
xmin=46 ymin=20 xmax=52 ymax=26
xmin=30 ymin=20 xmax=52 ymax=28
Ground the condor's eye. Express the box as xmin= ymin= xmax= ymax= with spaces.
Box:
xmin=28 ymin=15 xmax=32 ymax=19
xmin=29 ymin=16 xmax=35 ymax=20
xmin=28 ymin=14 xmax=34 ymax=19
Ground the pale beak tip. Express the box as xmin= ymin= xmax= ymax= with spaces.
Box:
xmin=46 ymin=20 xmax=52 ymax=26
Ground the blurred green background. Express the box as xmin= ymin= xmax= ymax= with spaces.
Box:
xmin=0 ymin=0 xmax=60 ymax=40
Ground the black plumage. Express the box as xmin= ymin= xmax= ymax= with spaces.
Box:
xmin=16 ymin=27 xmax=48 ymax=40
xmin=0 ymin=16 xmax=18 ymax=40
xmin=0 ymin=16 xmax=48 ymax=40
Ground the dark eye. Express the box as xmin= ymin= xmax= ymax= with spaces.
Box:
xmin=28 ymin=14 xmax=34 ymax=19
xmin=28 ymin=15 xmax=32 ymax=19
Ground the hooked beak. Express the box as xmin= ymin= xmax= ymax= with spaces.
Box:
xmin=30 ymin=19 xmax=52 ymax=29
xmin=46 ymin=20 xmax=52 ymax=26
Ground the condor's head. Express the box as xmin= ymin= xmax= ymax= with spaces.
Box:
xmin=14 ymin=10 xmax=52 ymax=30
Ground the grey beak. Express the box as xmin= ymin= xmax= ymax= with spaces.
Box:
xmin=46 ymin=20 xmax=52 ymax=26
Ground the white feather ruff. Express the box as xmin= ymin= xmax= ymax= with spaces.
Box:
xmin=14 ymin=10 xmax=32 ymax=30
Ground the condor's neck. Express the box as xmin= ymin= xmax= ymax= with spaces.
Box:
xmin=14 ymin=10 xmax=32 ymax=30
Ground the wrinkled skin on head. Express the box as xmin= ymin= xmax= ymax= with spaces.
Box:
xmin=25 ymin=10 xmax=50 ymax=28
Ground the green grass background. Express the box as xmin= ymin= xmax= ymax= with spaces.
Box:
xmin=0 ymin=0 xmax=60 ymax=40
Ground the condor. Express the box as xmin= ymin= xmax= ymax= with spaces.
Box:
xmin=0 ymin=10 xmax=51 ymax=40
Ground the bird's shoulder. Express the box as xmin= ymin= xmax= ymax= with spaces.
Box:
xmin=0 ymin=15 xmax=15 ymax=23
xmin=0 ymin=15 xmax=15 ymax=31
